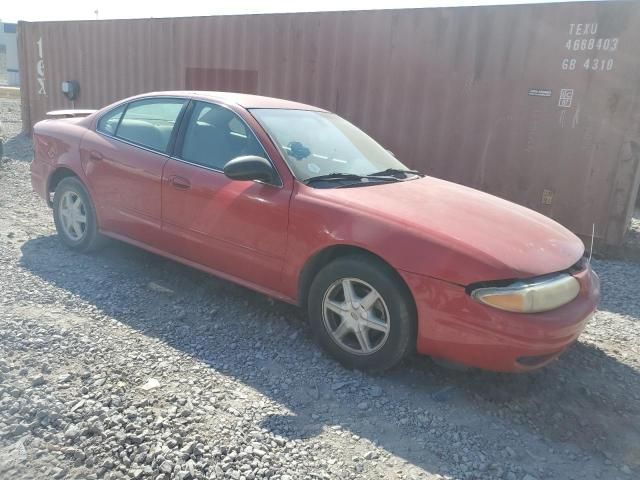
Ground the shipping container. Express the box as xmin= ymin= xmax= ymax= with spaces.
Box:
xmin=17 ymin=1 xmax=640 ymax=246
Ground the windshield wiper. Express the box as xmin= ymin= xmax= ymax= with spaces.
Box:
xmin=303 ymin=172 xmax=400 ymax=185
xmin=369 ymin=168 xmax=422 ymax=177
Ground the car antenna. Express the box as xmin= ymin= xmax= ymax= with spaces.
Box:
xmin=588 ymin=223 xmax=595 ymax=264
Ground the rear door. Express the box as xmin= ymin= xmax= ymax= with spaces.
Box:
xmin=161 ymin=100 xmax=292 ymax=290
xmin=80 ymin=97 xmax=187 ymax=246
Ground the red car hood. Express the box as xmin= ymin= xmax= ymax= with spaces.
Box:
xmin=309 ymin=176 xmax=584 ymax=284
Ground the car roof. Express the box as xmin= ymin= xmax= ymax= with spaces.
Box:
xmin=138 ymin=91 xmax=329 ymax=112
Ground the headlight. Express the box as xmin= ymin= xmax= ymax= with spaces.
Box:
xmin=471 ymin=273 xmax=580 ymax=313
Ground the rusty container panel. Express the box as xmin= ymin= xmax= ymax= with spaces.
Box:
xmin=17 ymin=2 xmax=640 ymax=246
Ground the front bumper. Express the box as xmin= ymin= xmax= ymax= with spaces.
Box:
xmin=400 ymin=265 xmax=600 ymax=372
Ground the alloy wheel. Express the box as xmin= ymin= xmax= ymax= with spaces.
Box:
xmin=58 ymin=190 xmax=88 ymax=241
xmin=322 ymin=277 xmax=391 ymax=355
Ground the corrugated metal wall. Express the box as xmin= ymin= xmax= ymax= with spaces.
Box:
xmin=18 ymin=1 xmax=640 ymax=246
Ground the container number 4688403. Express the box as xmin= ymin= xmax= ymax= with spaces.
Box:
xmin=565 ymin=37 xmax=618 ymax=51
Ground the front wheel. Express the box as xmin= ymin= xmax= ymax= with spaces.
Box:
xmin=53 ymin=177 xmax=106 ymax=252
xmin=308 ymin=255 xmax=416 ymax=372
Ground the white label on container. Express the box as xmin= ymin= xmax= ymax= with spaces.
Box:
xmin=528 ymin=89 xmax=552 ymax=97
xmin=558 ymin=89 xmax=574 ymax=108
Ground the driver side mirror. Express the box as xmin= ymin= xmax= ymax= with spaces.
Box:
xmin=223 ymin=156 xmax=278 ymax=185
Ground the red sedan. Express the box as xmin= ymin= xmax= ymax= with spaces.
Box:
xmin=30 ymin=91 xmax=600 ymax=372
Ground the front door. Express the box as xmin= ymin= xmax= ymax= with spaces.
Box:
xmin=161 ymin=100 xmax=292 ymax=290
xmin=81 ymin=97 xmax=187 ymax=246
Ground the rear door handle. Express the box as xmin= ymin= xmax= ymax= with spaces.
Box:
xmin=89 ymin=150 xmax=104 ymax=161
xmin=170 ymin=176 xmax=191 ymax=190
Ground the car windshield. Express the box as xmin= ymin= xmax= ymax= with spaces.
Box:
xmin=250 ymin=109 xmax=411 ymax=182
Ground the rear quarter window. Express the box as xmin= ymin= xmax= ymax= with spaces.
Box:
xmin=96 ymin=104 xmax=125 ymax=135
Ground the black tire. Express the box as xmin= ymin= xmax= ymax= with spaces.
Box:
xmin=52 ymin=177 xmax=107 ymax=252
xmin=308 ymin=254 xmax=416 ymax=372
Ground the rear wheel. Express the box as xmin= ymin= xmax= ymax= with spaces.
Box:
xmin=308 ymin=255 xmax=416 ymax=372
xmin=53 ymin=177 xmax=106 ymax=252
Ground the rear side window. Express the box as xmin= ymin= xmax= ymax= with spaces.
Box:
xmin=97 ymin=104 xmax=125 ymax=135
xmin=114 ymin=98 xmax=186 ymax=153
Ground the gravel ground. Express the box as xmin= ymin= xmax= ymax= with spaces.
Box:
xmin=1 ymin=96 xmax=639 ymax=480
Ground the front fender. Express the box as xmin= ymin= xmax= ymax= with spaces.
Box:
xmin=282 ymin=187 xmax=489 ymax=301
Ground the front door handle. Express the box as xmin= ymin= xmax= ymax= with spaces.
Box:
xmin=170 ymin=176 xmax=191 ymax=190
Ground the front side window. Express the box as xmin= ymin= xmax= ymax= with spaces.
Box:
xmin=250 ymin=109 xmax=411 ymax=182
xmin=114 ymin=98 xmax=186 ymax=153
xmin=180 ymin=101 xmax=268 ymax=170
